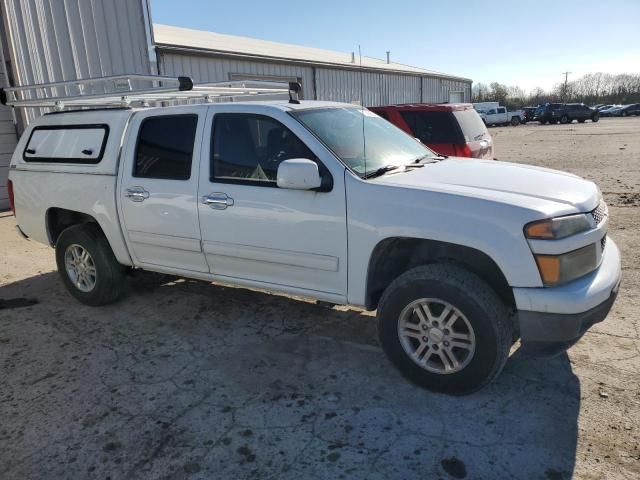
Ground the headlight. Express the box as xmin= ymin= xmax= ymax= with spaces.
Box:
xmin=524 ymin=214 xmax=591 ymax=240
xmin=534 ymin=244 xmax=598 ymax=286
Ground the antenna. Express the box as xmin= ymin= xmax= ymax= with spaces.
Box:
xmin=359 ymin=45 xmax=367 ymax=178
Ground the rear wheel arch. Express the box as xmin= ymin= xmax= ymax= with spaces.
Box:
xmin=365 ymin=237 xmax=515 ymax=311
xmin=46 ymin=207 xmax=101 ymax=246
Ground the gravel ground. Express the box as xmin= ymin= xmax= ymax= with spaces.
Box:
xmin=1 ymin=117 xmax=638 ymax=479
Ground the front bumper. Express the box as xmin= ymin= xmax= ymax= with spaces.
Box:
xmin=514 ymin=238 xmax=622 ymax=356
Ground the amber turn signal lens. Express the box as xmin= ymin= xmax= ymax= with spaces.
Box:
xmin=534 ymin=255 xmax=561 ymax=285
xmin=525 ymin=220 xmax=554 ymax=239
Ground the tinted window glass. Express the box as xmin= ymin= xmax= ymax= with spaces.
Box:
xmin=212 ymin=114 xmax=315 ymax=184
xmin=452 ymin=110 xmax=489 ymax=141
xmin=374 ymin=110 xmax=389 ymax=120
xmin=134 ymin=115 xmax=197 ymax=180
xmin=400 ymin=111 xmax=461 ymax=144
xmin=497 ymin=107 xmax=506 ymax=114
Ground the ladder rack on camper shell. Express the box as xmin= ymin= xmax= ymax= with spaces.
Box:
xmin=0 ymin=74 xmax=301 ymax=110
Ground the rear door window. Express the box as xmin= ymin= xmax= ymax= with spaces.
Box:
xmin=452 ymin=110 xmax=489 ymax=142
xmin=134 ymin=115 xmax=198 ymax=180
xmin=23 ymin=125 xmax=108 ymax=163
xmin=399 ymin=111 xmax=462 ymax=144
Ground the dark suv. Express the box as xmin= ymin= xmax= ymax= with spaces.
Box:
xmin=537 ymin=103 xmax=599 ymax=124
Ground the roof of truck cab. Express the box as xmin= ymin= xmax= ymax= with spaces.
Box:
xmin=368 ymin=103 xmax=474 ymax=112
xmin=39 ymin=100 xmax=363 ymax=119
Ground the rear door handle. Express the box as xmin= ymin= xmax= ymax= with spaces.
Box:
xmin=125 ymin=187 xmax=150 ymax=202
xmin=202 ymin=193 xmax=234 ymax=210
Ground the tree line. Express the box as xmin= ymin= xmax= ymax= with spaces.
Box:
xmin=472 ymin=73 xmax=640 ymax=109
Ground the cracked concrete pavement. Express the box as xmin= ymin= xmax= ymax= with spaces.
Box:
xmin=1 ymin=117 xmax=639 ymax=479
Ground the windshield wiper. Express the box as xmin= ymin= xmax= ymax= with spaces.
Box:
xmin=412 ymin=154 xmax=447 ymax=164
xmin=362 ymin=164 xmax=401 ymax=179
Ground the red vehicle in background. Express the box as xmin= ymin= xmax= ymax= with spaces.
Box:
xmin=368 ymin=103 xmax=494 ymax=159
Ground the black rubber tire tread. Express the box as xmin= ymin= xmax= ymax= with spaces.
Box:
xmin=592 ymin=114 xmax=599 ymax=122
xmin=377 ymin=264 xmax=512 ymax=395
xmin=55 ymin=223 xmax=126 ymax=306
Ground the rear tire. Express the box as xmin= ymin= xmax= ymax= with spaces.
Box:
xmin=55 ymin=224 xmax=126 ymax=306
xmin=510 ymin=116 xmax=521 ymax=126
xmin=377 ymin=264 xmax=512 ymax=395
xmin=578 ymin=119 xmax=586 ymax=123
xmin=539 ymin=120 xmax=547 ymax=125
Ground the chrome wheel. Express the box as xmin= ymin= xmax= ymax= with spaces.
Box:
xmin=64 ymin=244 xmax=97 ymax=293
xmin=398 ymin=298 xmax=475 ymax=375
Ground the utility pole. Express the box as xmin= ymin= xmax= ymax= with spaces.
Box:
xmin=562 ymin=71 xmax=571 ymax=101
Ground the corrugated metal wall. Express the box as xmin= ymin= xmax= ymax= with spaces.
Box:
xmin=0 ymin=10 xmax=16 ymax=210
xmin=160 ymin=52 xmax=316 ymax=99
xmin=0 ymin=0 xmax=155 ymax=125
xmin=159 ymin=50 xmax=470 ymax=107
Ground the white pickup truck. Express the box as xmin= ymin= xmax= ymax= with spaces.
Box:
xmin=6 ymin=87 xmax=621 ymax=394
xmin=479 ymin=106 xmax=526 ymax=126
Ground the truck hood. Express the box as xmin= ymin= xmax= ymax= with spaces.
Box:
xmin=372 ymin=158 xmax=599 ymax=213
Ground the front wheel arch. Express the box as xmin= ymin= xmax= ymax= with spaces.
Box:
xmin=365 ymin=237 xmax=515 ymax=311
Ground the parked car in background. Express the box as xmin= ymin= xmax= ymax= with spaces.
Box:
xmin=522 ymin=107 xmax=537 ymax=123
xmin=595 ymin=105 xmax=614 ymax=112
xmin=536 ymin=103 xmax=599 ymax=124
xmin=605 ymin=104 xmax=640 ymax=117
xmin=479 ymin=106 xmax=525 ymax=126
xmin=369 ymin=103 xmax=493 ymax=159
xmin=600 ymin=105 xmax=624 ymax=117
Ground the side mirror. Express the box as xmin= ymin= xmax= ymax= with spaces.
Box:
xmin=277 ymin=159 xmax=322 ymax=190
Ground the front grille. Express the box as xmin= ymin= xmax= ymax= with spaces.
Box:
xmin=591 ymin=200 xmax=608 ymax=225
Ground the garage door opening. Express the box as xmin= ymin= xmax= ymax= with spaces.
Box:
xmin=449 ymin=91 xmax=464 ymax=103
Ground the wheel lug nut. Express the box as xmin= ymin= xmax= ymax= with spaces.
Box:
xmin=432 ymin=321 xmax=439 ymax=327
xmin=422 ymin=336 xmax=428 ymax=342
xmin=444 ymin=341 xmax=449 ymax=347
xmin=422 ymin=325 xmax=428 ymax=331
xmin=433 ymin=344 xmax=439 ymax=350
xmin=443 ymin=329 xmax=450 ymax=335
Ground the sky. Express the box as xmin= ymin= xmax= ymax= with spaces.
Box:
xmin=151 ymin=0 xmax=640 ymax=93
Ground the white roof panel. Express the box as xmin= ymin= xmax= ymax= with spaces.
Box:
xmin=153 ymin=24 xmax=471 ymax=82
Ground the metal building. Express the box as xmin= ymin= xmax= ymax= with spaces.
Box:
xmin=0 ymin=0 xmax=471 ymax=210
xmin=154 ymin=24 xmax=472 ymax=106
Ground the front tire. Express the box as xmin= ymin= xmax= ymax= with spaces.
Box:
xmin=377 ymin=264 xmax=512 ymax=395
xmin=560 ymin=114 xmax=569 ymax=124
xmin=592 ymin=114 xmax=599 ymax=122
xmin=55 ymin=224 xmax=126 ymax=306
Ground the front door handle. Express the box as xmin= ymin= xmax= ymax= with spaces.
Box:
xmin=202 ymin=193 xmax=234 ymax=210
xmin=125 ymin=187 xmax=150 ymax=202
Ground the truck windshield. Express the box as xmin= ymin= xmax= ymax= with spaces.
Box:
xmin=291 ymin=107 xmax=432 ymax=177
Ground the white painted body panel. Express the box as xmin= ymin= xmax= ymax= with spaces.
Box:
xmin=8 ymin=100 xmax=617 ymax=316
xmin=197 ymin=104 xmax=348 ymax=299
xmin=117 ymin=106 xmax=209 ymax=272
